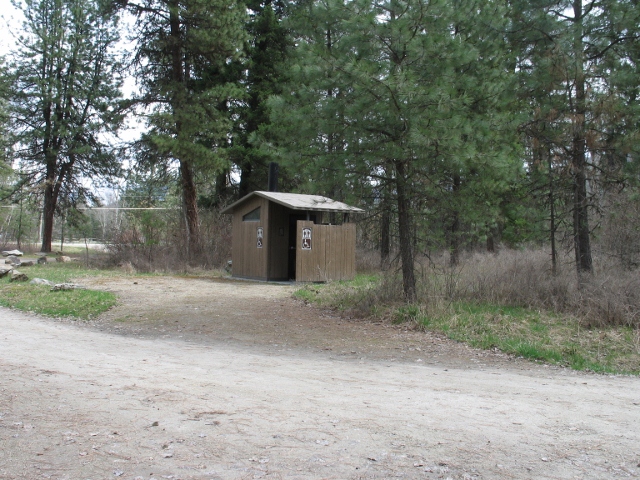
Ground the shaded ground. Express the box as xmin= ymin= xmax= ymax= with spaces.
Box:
xmin=1 ymin=275 xmax=639 ymax=479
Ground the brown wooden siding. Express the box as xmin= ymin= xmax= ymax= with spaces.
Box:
xmin=296 ymin=221 xmax=356 ymax=282
xmin=231 ymin=196 xmax=269 ymax=279
xmin=267 ymin=202 xmax=290 ymax=280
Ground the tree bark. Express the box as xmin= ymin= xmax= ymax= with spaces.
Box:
xmin=215 ymin=169 xmax=229 ymax=204
xmin=239 ymin=161 xmax=252 ymax=199
xmin=572 ymin=0 xmax=593 ymax=279
xmin=170 ymin=0 xmax=200 ymax=256
xmin=486 ymin=233 xmax=495 ymax=253
xmin=180 ymin=159 xmax=201 ymax=255
xmin=41 ymin=184 xmax=56 ymax=253
xmin=548 ymin=149 xmax=558 ymax=276
xmin=395 ymin=160 xmax=416 ymax=302
xmin=380 ymin=188 xmax=391 ymax=270
xmin=449 ymin=174 xmax=461 ymax=267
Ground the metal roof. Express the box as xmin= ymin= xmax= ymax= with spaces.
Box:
xmin=221 ymin=191 xmax=364 ymax=214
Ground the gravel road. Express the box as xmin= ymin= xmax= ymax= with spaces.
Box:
xmin=1 ymin=277 xmax=639 ymax=479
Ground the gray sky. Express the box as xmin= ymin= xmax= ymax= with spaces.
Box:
xmin=0 ymin=2 xmax=22 ymax=57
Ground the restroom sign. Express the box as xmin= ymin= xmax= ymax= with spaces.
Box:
xmin=257 ymin=227 xmax=263 ymax=248
xmin=301 ymin=227 xmax=312 ymax=250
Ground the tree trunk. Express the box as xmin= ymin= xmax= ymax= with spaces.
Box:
xmin=380 ymin=188 xmax=391 ymax=270
xmin=572 ymin=0 xmax=593 ymax=279
xmin=40 ymin=160 xmax=59 ymax=253
xmin=486 ymin=232 xmax=495 ymax=253
xmin=449 ymin=174 xmax=461 ymax=267
xmin=215 ymin=169 xmax=229 ymax=205
xmin=180 ymin=159 xmax=200 ymax=256
xmin=548 ymin=149 xmax=558 ymax=276
xmin=170 ymin=1 xmax=200 ymax=257
xmin=41 ymin=188 xmax=56 ymax=253
xmin=239 ymin=161 xmax=252 ymax=199
xmin=395 ymin=160 xmax=416 ymax=302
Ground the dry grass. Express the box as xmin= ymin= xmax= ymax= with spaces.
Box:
xmin=451 ymin=248 xmax=640 ymax=328
xmin=299 ymin=246 xmax=640 ymax=374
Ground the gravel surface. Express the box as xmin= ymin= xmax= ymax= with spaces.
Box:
xmin=1 ymin=275 xmax=639 ymax=479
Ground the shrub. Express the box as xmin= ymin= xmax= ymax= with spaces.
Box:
xmin=105 ymin=208 xmax=231 ymax=272
xmin=343 ymin=247 xmax=640 ymax=328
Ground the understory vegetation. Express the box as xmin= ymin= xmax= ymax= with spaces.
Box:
xmin=296 ymin=248 xmax=640 ymax=375
xmin=1 ymin=244 xmax=638 ymax=374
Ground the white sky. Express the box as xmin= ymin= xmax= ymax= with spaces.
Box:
xmin=0 ymin=3 xmax=22 ymax=57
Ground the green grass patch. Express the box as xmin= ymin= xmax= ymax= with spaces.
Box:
xmin=396 ymin=302 xmax=640 ymax=375
xmin=0 ymin=284 xmax=116 ymax=318
xmin=0 ymin=261 xmax=118 ymax=319
xmin=293 ymin=274 xmax=380 ymax=309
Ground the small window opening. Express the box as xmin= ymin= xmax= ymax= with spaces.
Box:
xmin=242 ymin=207 xmax=261 ymax=222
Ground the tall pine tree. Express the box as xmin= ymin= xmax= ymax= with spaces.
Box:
xmin=267 ymin=0 xmax=520 ymax=300
xmin=8 ymin=0 xmax=124 ymax=252
xmin=511 ymin=0 xmax=640 ymax=279
xmin=128 ymin=0 xmax=246 ymax=256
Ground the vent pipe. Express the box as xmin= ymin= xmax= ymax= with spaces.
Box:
xmin=268 ymin=162 xmax=279 ymax=192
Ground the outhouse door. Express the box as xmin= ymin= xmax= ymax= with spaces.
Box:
xmin=287 ymin=213 xmax=316 ymax=280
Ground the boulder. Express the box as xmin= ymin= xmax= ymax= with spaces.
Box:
xmin=2 ymin=249 xmax=23 ymax=257
xmin=56 ymin=256 xmax=72 ymax=263
xmin=10 ymin=270 xmax=28 ymax=282
xmin=30 ymin=278 xmax=53 ymax=286
xmin=0 ymin=266 xmax=13 ymax=278
xmin=37 ymin=256 xmax=48 ymax=265
xmin=20 ymin=260 xmax=35 ymax=267
xmin=5 ymin=256 xmax=21 ymax=266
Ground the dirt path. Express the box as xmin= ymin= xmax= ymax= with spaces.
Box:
xmin=1 ymin=276 xmax=639 ymax=479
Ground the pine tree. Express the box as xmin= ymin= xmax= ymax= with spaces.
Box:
xmin=511 ymin=0 xmax=640 ymax=279
xmin=128 ymin=0 xmax=246 ymax=256
xmin=231 ymin=0 xmax=291 ymax=199
xmin=8 ymin=0 xmax=124 ymax=252
xmin=267 ymin=0 xmax=520 ymax=301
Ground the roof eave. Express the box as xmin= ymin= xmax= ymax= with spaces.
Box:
xmin=220 ymin=191 xmax=364 ymax=214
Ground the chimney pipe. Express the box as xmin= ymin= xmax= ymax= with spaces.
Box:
xmin=268 ymin=162 xmax=279 ymax=192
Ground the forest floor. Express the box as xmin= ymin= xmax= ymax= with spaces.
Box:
xmin=1 ymin=275 xmax=639 ymax=479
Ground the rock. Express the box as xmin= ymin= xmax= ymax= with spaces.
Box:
xmin=20 ymin=260 xmax=35 ymax=267
xmin=5 ymin=255 xmax=21 ymax=266
xmin=2 ymin=249 xmax=23 ymax=257
xmin=56 ymin=256 xmax=72 ymax=263
xmin=0 ymin=267 xmax=13 ymax=278
xmin=10 ymin=270 xmax=28 ymax=282
xmin=30 ymin=278 xmax=53 ymax=286
xmin=51 ymin=283 xmax=86 ymax=291
xmin=37 ymin=256 xmax=48 ymax=265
